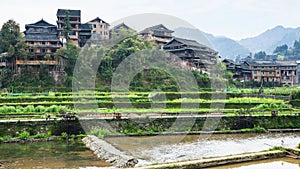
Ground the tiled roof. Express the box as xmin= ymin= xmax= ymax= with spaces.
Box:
xmin=140 ymin=24 xmax=174 ymax=34
xmin=57 ymin=9 xmax=81 ymax=17
xmin=164 ymin=37 xmax=212 ymax=50
xmin=111 ymin=22 xmax=135 ymax=32
xmin=89 ymin=17 xmax=109 ymax=25
xmin=25 ymin=19 xmax=56 ymax=28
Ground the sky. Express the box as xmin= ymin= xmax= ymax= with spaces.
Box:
xmin=1 ymin=0 xmax=300 ymax=40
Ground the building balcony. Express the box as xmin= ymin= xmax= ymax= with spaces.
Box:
xmin=27 ymin=44 xmax=61 ymax=48
xmin=16 ymin=60 xmax=58 ymax=65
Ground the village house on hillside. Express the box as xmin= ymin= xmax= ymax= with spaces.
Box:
xmin=17 ymin=19 xmax=63 ymax=73
xmin=56 ymin=9 xmax=110 ymax=47
xmin=110 ymin=22 xmax=135 ymax=37
xmin=88 ymin=17 xmax=110 ymax=39
xmin=56 ymin=9 xmax=82 ymax=46
xmin=224 ymin=59 xmax=300 ymax=85
xmin=163 ymin=37 xmax=218 ymax=73
xmin=139 ymin=24 xmax=174 ymax=45
xmin=222 ymin=59 xmax=252 ymax=82
xmin=248 ymin=60 xmax=298 ymax=85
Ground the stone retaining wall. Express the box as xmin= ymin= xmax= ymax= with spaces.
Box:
xmin=82 ymin=135 xmax=138 ymax=168
xmin=135 ymin=150 xmax=286 ymax=169
xmin=1 ymin=115 xmax=300 ymax=137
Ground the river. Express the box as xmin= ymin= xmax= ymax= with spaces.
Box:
xmin=0 ymin=141 xmax=110 ymax=169
xmin=0 ymin=133 xmax=299 ymax=168
xmin=105 ymin=132 xmax=300 ymax=165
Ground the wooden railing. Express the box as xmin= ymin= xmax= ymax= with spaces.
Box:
xmin=16 ymin=60 xmax=58 ymax=65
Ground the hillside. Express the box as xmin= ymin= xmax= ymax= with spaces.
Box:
xmin=173 ymin=27 xmax=250 ymax=59
xmin=239 ymin=25 xmax=300 ymax=53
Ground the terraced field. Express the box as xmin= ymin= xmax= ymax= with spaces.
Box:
xmin=0 ymin=89 xmax=299 ymax=120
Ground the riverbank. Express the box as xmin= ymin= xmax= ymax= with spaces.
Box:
xmin=1 ymin=115 xmax=300 ymax=142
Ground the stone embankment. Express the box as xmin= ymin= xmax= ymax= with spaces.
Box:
xmin=82 ymin=135 xmax=138 ymax=168
xmin=134 ymin=150 xmax=286 ymax=169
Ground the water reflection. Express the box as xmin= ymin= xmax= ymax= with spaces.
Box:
xmin=0 ymin=141 xmax=110 ymax=169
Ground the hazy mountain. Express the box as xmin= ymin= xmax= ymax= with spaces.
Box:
xmin=173 ymin=27 xmax=250 ymax=59
xmin=239 ymin=26 xmax=300 ymax=53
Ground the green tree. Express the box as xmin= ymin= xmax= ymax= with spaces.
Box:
xmin=7 ymin=45 xmax=15 ymax=57
xmin=55 ymin=42 xmax=80 ymax=86
xmin=62 ymin=10 xmax=72 ymax=43
xmin=254 ymin=51 xmax=267 ymax=60
xmin=0 ymin=20 xmax=21 ymax=53
xmin=293 ymin=40 xmax=300 ymax=53
xmin=273 ymin=44 xmax=288 ymax=55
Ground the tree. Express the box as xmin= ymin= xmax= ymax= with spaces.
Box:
xmin=0 ymin=20 xmax=21 ymax=53
xmin=293 ymin=40 xmax=300 ymax=53
xmin=7 ymin=45 xmax=15 ymax=57
xmin=273 ymin=44 xmax=288 ymax=55
xmin=62 ymin=10 xmax=72 ymax=43
xmin=254 ymin=51 xmax=267 ymax=60
xmin=55 ymin=42 xmax=79 ymax=76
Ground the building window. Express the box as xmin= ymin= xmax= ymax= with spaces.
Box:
xmin=262 ymin=71 xmax=264 ymax=74
xmin=254 ymin=71 xmax=257 ymax=74
xmin=41 ymin=42 xmax=46 ymax=45
xmin=253 ymin=66 xmax=257 ymax=68
xmin=93 ymin=24 xmax=96 ymax=28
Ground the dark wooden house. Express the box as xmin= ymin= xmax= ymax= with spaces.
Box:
xmin=140 ymin=24 xmax=173 ymax=45
xmin=78 ymin=23 xmax=92 ymax=47
xmin=222 ymin=59 xmax=252 ymax=82
xmin=163 ymin=37 xmax=218 ymax=72
xmin=57 ymin=9 xmax=81 ymax=46
xmin=21 ymin=19 xmax=62 ymax=68
xmin=110 ymin=22 xmax=135 ymax=37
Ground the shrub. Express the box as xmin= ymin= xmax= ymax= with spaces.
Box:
xmin=33 ymin=133 xmax=48 ymax=139
xmin=18 ymin=131 xmax=30 ymax=139
xmin=89 ymin=129 xmax=111 ymax=138
xmin=24 ymin=105 xmax=35 ymax=113
xmin=0 ymin=135 xmax=12 ymax=142
xmin=61 ymin=132 xmax=68 ymax=138
xmin=35 ymin=105 xmax=46 ymax=112
xmin=253 ymin=126 xmax=266 ymax=132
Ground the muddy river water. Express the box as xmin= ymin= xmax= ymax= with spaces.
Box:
xmin=0 ymin=141 xmax=110 ymax=169
xmin=0 ymin=133 xmax=299 ymax=168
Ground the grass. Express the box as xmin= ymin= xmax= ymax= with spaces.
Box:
xmin=241 ymin=126 xmax=266 ymax=133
